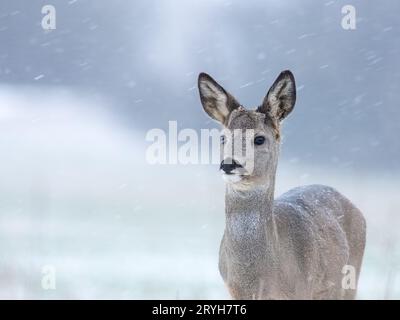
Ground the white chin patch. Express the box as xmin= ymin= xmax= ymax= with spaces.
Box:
xmin=222 ymin=173 xmax=243 ymax=183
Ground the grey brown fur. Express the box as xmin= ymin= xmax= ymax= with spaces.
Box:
xmin=198 ymin=70 xmax=366 ymax=299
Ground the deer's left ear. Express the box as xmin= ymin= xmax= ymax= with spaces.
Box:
xmin=259 ymin=70 xmax=296 ymax=121
xmin=198 ymin=73 xmax=240 ymax=125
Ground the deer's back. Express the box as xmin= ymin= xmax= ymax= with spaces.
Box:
xmin=269 ymin=184 xmax=366 ymax=299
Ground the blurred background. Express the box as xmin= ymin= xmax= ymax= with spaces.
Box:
xmin=0 ymin=0 xmax=399 ymax=299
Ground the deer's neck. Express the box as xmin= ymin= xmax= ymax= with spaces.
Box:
xmin=224 ymin=181 xmax=276 ymax=262
xmin=225 ymin=182 xmax=274 ymax=217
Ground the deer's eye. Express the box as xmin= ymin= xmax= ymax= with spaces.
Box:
xmin=254 ymin=136 xmax=265 ymax=145
xmin=220 ymin=135 xmax=226 ymax=144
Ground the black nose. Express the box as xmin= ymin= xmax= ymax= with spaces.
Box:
xmin=220 ymin=158 xmax=242 ymax=174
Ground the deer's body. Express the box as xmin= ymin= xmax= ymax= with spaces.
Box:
xmin=198 ymin=70 xmax=366 ymax=300
xmin=219 ymin=184 xmax=366 ymax=299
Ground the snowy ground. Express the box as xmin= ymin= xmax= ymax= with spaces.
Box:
xmin=0 ymin=87 xmax=399 ymax=299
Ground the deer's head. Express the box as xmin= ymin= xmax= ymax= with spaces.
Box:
xmin=198 ymin=71 xmax=296 ymax=189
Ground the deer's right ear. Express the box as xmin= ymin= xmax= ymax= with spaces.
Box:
xmin=259 ymin=70 xmax=296 ymax=122
xmin=198 ymin=73 xmax=239 ymax=124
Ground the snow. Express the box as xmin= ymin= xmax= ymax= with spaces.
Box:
xmin=0 ymin=0 xmax=399 ymax=299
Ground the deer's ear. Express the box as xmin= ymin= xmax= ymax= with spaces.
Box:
xmin=198 ymin=73 xmax=239 ymax=124
xmin=259 ymin=70 xmax=296 ymax=121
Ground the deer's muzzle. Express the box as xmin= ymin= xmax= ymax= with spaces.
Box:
xmin=220 ymin=158 xmax=243 ymax=174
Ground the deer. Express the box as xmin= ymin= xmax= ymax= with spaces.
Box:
xmin=197 ymin=70 xmax=366 ymax=299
